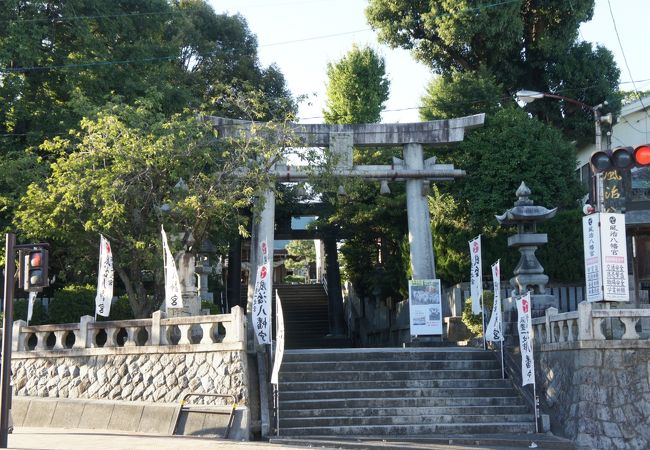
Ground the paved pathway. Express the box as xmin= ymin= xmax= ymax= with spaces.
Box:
xmin=7 ymin=427 xmax=320 ymax=450
xmin=7 ymin=428 xmax=571 ymax=450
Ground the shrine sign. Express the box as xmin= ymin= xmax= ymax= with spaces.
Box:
xmin=582 ymin=212 xmax=629 ymax=302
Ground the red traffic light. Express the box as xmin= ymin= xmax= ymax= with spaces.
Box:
xmin=23 ymin=248 xmax=49 ymax=292
xmin=30 ymin=252 xmax=42 ymax=267
xmin=590 ymin=144 xmax=650 ymax=173
xmin=634 ymin=145 xmax=650 ymax=166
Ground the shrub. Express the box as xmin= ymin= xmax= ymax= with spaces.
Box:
xmin=201 ymin=301 xmax=220 ymax=315
xmin=13 ymin=297 xmax=48 ymax=325
xmin=47 ymin=284 xmax=96 ymax=324
xmin=461 ymin=290 xmax=494 ymax=336
xmin=48 ymin=285 xmax=134 ymax=323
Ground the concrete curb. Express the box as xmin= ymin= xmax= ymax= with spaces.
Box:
xmin=12 ymin=396 xmax=249 ymax=440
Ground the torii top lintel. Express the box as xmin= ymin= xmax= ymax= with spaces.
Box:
xmin=206 ymin=114 xmax=485 ymax=147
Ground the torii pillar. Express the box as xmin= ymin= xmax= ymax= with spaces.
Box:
xmin=404 ymin=143 xmax=436 ymax=279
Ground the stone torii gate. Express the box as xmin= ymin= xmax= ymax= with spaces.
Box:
xmin=208 ymin=114 xmax=485 ymax=340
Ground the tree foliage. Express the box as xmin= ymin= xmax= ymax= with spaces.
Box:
xmin=366 ymin=0 xmax=621 ymax=145
xmin=285 ymin=240 xmax=316 ymax=273
xmin=316 ymin=44 xmax=411 ymax=301
xmin=15 ymin=100 xmax=293 ymax=317
xmin=0 ymin=0 xmax=295 ymax=234
xmin=420 ymin=68 xmax=504 ymax=120
xmin=1 ymin=1 xmax=297 ymax=317
xmin=323 ymin=44 xmax=390 ymax=124
xmin=366 ymin=1 xmax=605 ymax=285
xmin=430 ymin=108 xmax=585 ymax=283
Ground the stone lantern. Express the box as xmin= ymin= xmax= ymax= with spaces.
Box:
xmin=496 ymin=182 xmax=558 ymax=317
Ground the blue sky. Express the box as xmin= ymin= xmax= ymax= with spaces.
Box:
xmin=208 ymin=0 xmax=650 ymax=124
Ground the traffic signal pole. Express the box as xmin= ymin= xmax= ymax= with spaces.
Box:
xmin=0 ymin=236 xmax=49 ymax=447
xmin=0 ymin=233 xmax=16 ymax=448
xmin=593 ymin=106 xmax=605 ymax=212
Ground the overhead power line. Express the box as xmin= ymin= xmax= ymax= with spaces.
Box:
xmin=606 ymin=0 xmax=650 ymax=119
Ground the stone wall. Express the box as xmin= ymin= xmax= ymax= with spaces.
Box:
xmin=538 ymin=344 xmax=650 ymax=450
xmin=6 ymin=306 xmax=251 ymax=437
xmin=12 ymin=348 xmax=247 ymax=405
xmin=533 ymin=303 xmax=650 ymax=450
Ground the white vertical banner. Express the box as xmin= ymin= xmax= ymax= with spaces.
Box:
xmin=485 ymin=260 xmax=503 ymax=342
xmin=161 ymin=225 xmax=183 ymax=309
xmin=583 ymin=214 xmax=603 ymax=302
xmin=517 ymin=292 xmax=535 ymax=386
xmin=583 ymin=213 xmax=629 ymax=302
xmin=600 ymin=213 xmax=629 ymax=302
xmin=271 ymin=291 xmax=285 ymax=385
xmin=469 ymin=235 xmax=483 ymax=315
xmin=95 ymin=234 xmax=114 ymax=317
xmin=27 ymin=291 xmax=37 ymax=324
xmin=252 ymin=237 xmax=272 ymax=345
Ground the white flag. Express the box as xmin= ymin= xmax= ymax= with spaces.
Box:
xmin=270 ymin=291 xmax=285 ymax=385
xmin=517 ymin=292 xmax=535 ymax=386
xmin=252 ymin=261 xmax=272 ymax=345
xmin=161 ymin=226 xmax=183 ymax=309
xmin=485 ymin=260 xmax=503 ymax=342
xmin=469 ymin=236 xmax=483 ymax=315
xmin=27 ymin=291 xmax=36 ymax=324
xmin=95 ymin=234 xmax=114 ymax=317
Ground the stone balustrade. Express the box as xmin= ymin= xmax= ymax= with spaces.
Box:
xmin=5 ymin=306 xmax=249 ymax=415
xmin=10 ymin=306 xmax=245 ymax=353
xmin=532 ymin=301 xmax=650 ymax=346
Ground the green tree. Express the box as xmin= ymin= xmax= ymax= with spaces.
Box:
xmin=367 ymin=0 xmax=605 ymax=284
xmin=323 ymin=45 xmax=390 ymax=124
xmin=285 ymin=240 xmax=316 ymax=273
xmin=15 ymin=100 xmax=293 ymax=317
xmin=366 ymin=0 xmax=621 ymax=145
xmin=316 ymin=44 xmax=410 ymax=300
xmin=420 ymin=68 xmax=504 ymax=120
xmin=0 ymin=0 xmax=295 ymax=234
xmin=430 ymin=108 xmax=585 ymax=283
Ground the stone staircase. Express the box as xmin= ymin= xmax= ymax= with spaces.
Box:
xmin=277 ymin=347 xmax=536 ymax=436
xmin=274 ymin=284 xmax=349 ymax=349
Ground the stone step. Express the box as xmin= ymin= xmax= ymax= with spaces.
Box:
xmin=280 ymin=369 xmax=503 ymax=382
xmin=280 ymin=387 xmax=520 ymax=401
xmin=282 ymin=348 xmax=496 ymax=362
xmin=280 ymin=404 xmax=532 ymax=419
xmin=279 ymin=396 xmax=527 ymax=410
xmin=277 ymin=422 xmax=537 ymax=436
xmin=280 ymin=413 xmax=535 ymax=428
xmin=280 ymin=378 xmax=512 ymax=391
xmin=280 ymin=359 xmax=500 ymax=372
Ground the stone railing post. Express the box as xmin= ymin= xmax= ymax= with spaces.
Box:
xmin=13 ymin=320 xmax=26 ymax=352
xmin=224 ymin=306 xmax=245 ymax=344
xmin=545 ymin=307 xmax=558 ymax=344
xmin=75 ymin=315 xmax=94 ymax=349
xmin=577 ymin=301 xmax=593 ymax=340
xmin=151 ymin=310 xmax=165 ymax=346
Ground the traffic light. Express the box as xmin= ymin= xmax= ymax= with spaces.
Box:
xmin=22 ymin=247 xmax=49 ymax=292
xmin=590 ymin=144 xmax=650 ymax=172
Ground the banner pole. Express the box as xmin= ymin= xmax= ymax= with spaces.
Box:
xmin=481 ymin=295 xmax=487 ymax=350
xmin=533 ymin=382 xmax=539 ymax=433
xmin=500 ymin=340 xmax=505 ymax=379
xmin=275 ymin=384 xmax=280 ymax=436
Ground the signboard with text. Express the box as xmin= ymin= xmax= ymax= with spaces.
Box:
xmin=582 ymin=212 xmax=629 ymax=302
xmin=408 ymin=279 xmax=443 ymax=335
